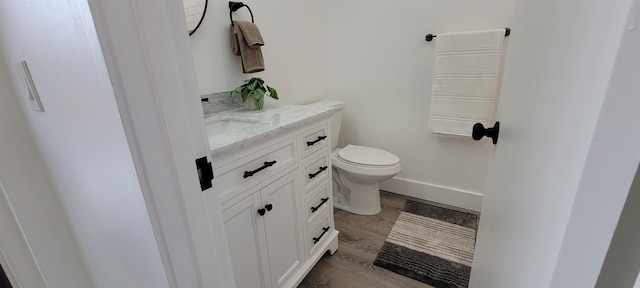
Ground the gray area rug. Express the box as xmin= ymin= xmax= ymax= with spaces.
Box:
xmin=373 ymin=200 xmax=479 ymax=288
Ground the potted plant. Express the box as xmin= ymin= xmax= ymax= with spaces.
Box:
xmin=230 ymin=77 xmax=278 ymax=110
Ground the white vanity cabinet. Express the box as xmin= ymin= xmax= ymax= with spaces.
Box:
xmin=206 ymin=117 xmax=339 ymax=288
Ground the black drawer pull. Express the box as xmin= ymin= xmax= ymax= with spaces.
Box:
xmin=311 ymin=197 xmax=329 ymax=213
xmin=313 ymin=226 xmax=330 ymax=244
xmin=306 ymin=135 xmax=327 ymax=146
xmin=244 ymin=161 xmax=277 ymax=178
xmin=309 ymin=166 xmax=328 ymax=179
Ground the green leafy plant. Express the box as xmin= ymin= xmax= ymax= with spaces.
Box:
xmin=230 ymin=77 xmax=278 ymax=110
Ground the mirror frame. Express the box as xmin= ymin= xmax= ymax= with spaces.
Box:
xmin=188 ymin=0 xmax=208 ymax=36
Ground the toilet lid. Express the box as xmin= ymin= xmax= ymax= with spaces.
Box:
xmin=337 ymin=145 xmax=399 ymax=166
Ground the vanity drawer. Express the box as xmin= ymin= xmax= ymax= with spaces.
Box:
xmin=301 ymin=123 xmax=328 ymax=159
xmin=307 ymin=213 xmax=333 ymax=258
xmin=214 ymin=138 xmax=297 ymax=203
xmin=302 ymin=150 xmax=330 ymax=192
xmin=304 ymin=180 xmax=331 ymax=224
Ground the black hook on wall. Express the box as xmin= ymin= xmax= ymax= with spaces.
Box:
xmin=229 ymin=1 xmax=254 ymax=24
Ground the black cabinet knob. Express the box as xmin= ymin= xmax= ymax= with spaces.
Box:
xmin=472 ymin=122 xmax=500 ymax=144
xmin=265 ymin=204 xmax=273 ymax=211
xmin=257 ymin=208 xmax=266 ymax=216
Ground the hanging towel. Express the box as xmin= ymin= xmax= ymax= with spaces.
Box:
xmin=428 ymin=29 xmax=507 ymax=136
xmin=230 ymin=21 xmax=265 ymax=73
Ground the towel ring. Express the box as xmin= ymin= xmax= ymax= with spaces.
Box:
xmin=229 ymin=1 xmax=254 ymax=24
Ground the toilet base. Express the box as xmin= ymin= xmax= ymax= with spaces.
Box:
xmin=332 ymin=200 xmax=350 ymax=213
xmin=332 ymin=166 xmax=385 ymax=216
xmin=347 ymin=182 xmax=382 ymax=215
xmin=332 ymin=181 xmax=382 ymax=215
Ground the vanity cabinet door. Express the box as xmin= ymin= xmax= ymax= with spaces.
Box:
xmin=223 ymin=191 xmax=271 ymax=288
xmin=223 ymin=170 xmax=304 ymax=288
xmin=261 ymin=171 xmax=304 ymax=288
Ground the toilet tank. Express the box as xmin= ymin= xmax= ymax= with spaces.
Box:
xmin=308 ymin=100 xmax=344 ymax=150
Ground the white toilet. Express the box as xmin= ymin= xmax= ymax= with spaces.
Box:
xmin=309 ymin=100 xmax=401 ymax=215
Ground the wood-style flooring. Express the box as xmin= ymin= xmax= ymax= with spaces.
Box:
xmin=298 ymin=191 xmax=442 ymax=288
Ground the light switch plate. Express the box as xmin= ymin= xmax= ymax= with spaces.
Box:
xmin=15 ymin=60 xmax=44 ymax=112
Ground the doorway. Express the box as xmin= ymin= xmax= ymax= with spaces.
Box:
xmin=0 ymin=263 xmax=11 ymax=288
xmin=595 ymin=163 xmax=640 ymax=287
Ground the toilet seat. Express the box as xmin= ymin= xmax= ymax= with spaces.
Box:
xmin=337 ymin=145 xmax=400 ymax=167
xmin=332 ymin=146 xmax=401 ymax=177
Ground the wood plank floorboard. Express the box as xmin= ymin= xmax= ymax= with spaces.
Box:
xmin=298 ymin=191 xmax=438 ymax=288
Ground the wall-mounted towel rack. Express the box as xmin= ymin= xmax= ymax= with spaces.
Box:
xmin=229 ymin=1 xmax=254 ymax=24
xmin=425 ymin=28 xmax=511 ymax=42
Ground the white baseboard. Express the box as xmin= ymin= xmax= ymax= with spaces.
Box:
xmin=379 ymin=177 xmax=484 ymax=212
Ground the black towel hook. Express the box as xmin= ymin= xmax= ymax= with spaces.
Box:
xmin=229 ymin=1 xmax=254 ymax=24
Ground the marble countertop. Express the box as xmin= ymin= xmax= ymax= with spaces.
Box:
xmin=206 ymin=104 xmax=336 ymax=157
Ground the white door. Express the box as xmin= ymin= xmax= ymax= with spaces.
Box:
xmin=469 ymin=0 xmax=639 ymax=287
xmin=88 ymin=0 xmax=234 ymax=287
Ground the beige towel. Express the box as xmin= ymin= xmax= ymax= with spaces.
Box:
xmin=230 ymin=21 xmax=265 ymax=73
xmin=428 ymin=29 xmax=507 ymax=136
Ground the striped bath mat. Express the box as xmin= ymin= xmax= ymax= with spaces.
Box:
xmin=373 ymin=200 xmax=479 ymax=288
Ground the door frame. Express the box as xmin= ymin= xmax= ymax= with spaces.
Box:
xmin=549 ymin=2 xmax=640 ymax=284
xmin=87 ymin=0 xmax=234 ymax=287
xmin=0 ymin=180 xmax=47 ymax=288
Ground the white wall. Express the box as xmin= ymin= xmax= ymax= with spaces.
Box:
xmin=596 ymin=165 xmax=640 ymax=288
xmin=469 ymin=0 xmax=634 ymax=287
xmin=189 ymin=0 xmax=515 ymax=209
xmin=189 ymin=0 xmax=329 ymax=105
xmin=0 ymin=44 xmax=92 ymax=288
xmin=0 ymin=1 xmax=169 ymax=287
xmin=328 ymin=0 xmax=514 ymax=208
